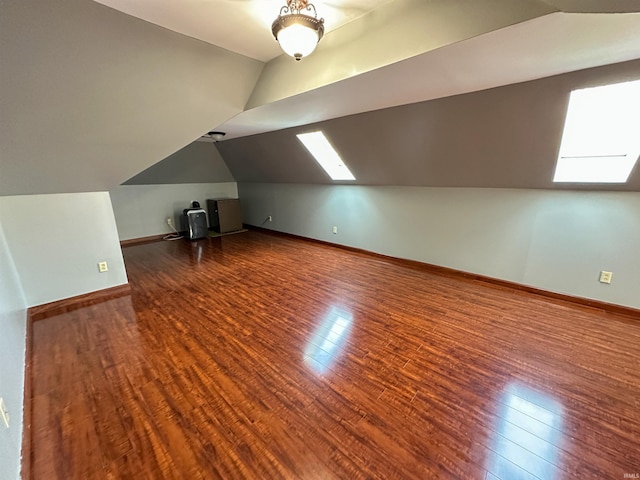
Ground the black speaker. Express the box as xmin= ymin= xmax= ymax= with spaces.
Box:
xmin=207 ymin=198 xmax=242 ymax=233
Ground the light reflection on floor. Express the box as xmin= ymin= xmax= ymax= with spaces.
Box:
xmin=487 ymin=383 xmax=564 ymax=480
xmin=188 ymin=241 xmax=204 ymax=264
xmin=303 ymin=306 xmax=353 ymax=374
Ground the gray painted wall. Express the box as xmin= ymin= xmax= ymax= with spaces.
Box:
xmin=0 ymin=221 xmax=27 ymax=480
xmin=124 ymin=142 xmax=234 ymax=185
xmin=0 ymin=0 xmax=262 ymax=196
xmin=239 ymin=183 xmax=640 ymax=309
xmin=110 ymin=183 xmax=238 ymax=240
xmin=0 ymin=193 xmax=128 ymax=307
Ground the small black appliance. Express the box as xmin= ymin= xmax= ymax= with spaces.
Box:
xmin=182 ymin=201 xmax=208 ymax=240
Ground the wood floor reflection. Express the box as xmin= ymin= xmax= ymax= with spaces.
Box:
xmin=29 ymin=231 xmax=640 ymax=479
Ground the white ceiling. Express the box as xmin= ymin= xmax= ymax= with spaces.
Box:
xmin=92 ymin=0 xmax=395 ymax=62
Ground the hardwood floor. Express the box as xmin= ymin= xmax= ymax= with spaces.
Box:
xmin=29 ymin=231 xmax=640 ymax=479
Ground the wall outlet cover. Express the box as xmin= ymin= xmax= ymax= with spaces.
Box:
xmin=0 ymin=397 xmax=10 ymax=428
xmin=599 ymin=271 xmax=613 ymax=284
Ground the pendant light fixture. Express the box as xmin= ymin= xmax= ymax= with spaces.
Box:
xmin=271 ymin=0 xmax=324 ymax=61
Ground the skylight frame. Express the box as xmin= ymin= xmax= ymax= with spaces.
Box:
xmin=553 ymin=79 xmax=640 ymax=184
xmin=297 ymin=131 xmax=356 ymax=181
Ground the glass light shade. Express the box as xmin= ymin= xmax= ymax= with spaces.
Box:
xmin=272 ymin=13 xmax=324 ymax=61
xmin=277 ymin=22 xmax=319 ymax=59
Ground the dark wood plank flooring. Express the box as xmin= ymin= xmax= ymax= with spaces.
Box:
xmin=29 ymin=231 xmax=640 ymax=479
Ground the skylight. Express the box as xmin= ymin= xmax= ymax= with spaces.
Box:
xmin=297 ymin=131 xmax=356 ymax=181
xmin=553 ymin=79 xmax=640 ymax=183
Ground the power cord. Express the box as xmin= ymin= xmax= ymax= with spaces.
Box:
xmin=163 ymin=217 xmax=183 ymax=241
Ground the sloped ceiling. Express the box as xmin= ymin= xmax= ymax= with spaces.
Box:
xmin=91 ymin=0 xmax=398 ymax=63
xmin=217 ymin=59 xmax=640 ymax=190
xmin=124 ymin=142 xmax=234 ymax=185
xmin=0 ymin=0 xmax=262 ymax=196
xmin=541 ymin=0 xmax=640 ymax=12
xmin=223 ymin=12 xmax=640 ymax=140
xmin=2 ymin=0 xmax=640 ymax=196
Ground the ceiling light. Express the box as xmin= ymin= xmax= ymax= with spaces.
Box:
xmin=553 ymin=79 xmax=640 ymax=183
xmin=297 ymin=131 xmax=355 ymax=181
xmin=206 ymin=131 xmax=226 ymax=142
xmin=272 ymin=0 xmax=324 ymax=61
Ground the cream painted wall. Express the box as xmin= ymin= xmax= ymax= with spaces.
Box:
xmin=0 ymin=193 xmax=128 ymax=307
xmin=0 ymin=220 xmax=27 ymax=480
xmin=110 ymin=183 xmax=238 ymax=240
xmin=239 ymin=183 xmax=640 ymax=310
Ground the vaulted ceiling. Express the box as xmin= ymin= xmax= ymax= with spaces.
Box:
xmin=217 ymin=59 xmax=640 ymax=190
xmin=2 ymin=0 xmax=640 ymax=196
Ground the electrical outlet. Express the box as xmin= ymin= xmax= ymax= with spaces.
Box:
xmin=332 ymin=226 xmax=338 ymax=234
xmin=167 ymin=217 xmax=173 ymax=227
xmin=98 ymin=261 xmax=108 ymax=273
xmin=267 ymin=215 xmax=272 ymax=222
xmin=0 ymin=397 xmax=10 ymax=428
xmin=599 ymin=271 xmax=613 ymax=284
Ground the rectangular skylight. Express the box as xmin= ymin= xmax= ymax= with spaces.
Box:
xmin=554 ymin=155 xmax=636 ymax=183
xmin=297 ymin=131 xmax=356 ymax=181
xmin=553 ymin=79 xmax=640 ymax=183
